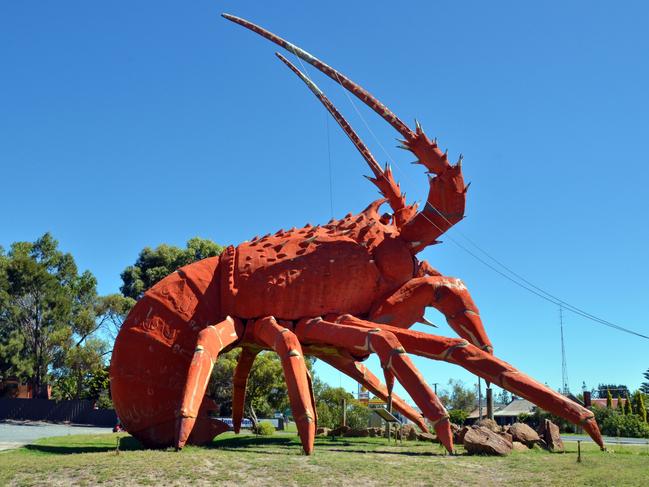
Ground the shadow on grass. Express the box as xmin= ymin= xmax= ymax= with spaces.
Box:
xmin=208 ymin=435 xmax=447 ymax=457
xmin=24 ymin=436 xmax=144 ymax=455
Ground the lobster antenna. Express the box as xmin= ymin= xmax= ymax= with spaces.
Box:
xmin=275 ymin=52 xmax=407 ymax=219
xmin=222 ymin=13 xmax=415 ymax=140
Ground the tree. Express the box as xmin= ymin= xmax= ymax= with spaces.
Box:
xmin=496 ymin=388 xmax=511 ymax=405
xmin=0 ymin=234 xmax=107 ymax=397
xmin=120 ymin=237 xmax=224 ymax=299
xmin=95 ymin=293 xmax=135 ymax=343
xmin=51 ymin=338 xmax=108 ymax=400
xmin=641 ymin=369 xmax=649 ymax=395
xmin=632 ymin=391 xmax=647 ymax=422
xmin=606 ymin=389 xmax=613 ymax=409
xmin=617 ymin=396 xmax=625 ymax=414
xmin=312 ymin=379 xmax=370 ymax=429
xmin=206 ymin=349 xmax=313 ymax=419
xmin=624 ymin=393 xmax=633 ymax=416
xmin=439 ymin=379 xmax=477 ymax=412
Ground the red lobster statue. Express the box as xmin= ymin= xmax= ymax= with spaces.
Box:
xmin=110 ymin=14 xmax=605 ymax=454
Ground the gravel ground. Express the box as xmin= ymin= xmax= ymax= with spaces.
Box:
xmin=0 ymin=420 xmax=113 ymax=451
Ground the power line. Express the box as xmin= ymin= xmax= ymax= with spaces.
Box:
xmin=319 ymin=66 xmax=649 ymax=342
xmin=281 ymin=45 xmax=647 ymax=342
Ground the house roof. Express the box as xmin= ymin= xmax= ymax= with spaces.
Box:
xmin=591 ymin=398 xmax=621 ymax=408
xmin=467 ymin=398 xmax=536 ymax=419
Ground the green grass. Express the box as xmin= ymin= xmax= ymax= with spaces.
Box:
xmin=1 ymin=431 xmax=648 ymax=486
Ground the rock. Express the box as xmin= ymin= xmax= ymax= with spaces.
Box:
xmin=401 ymin=424 xmax=417 ymax=440
xmin=463 ymin=426 xmax=513 ymax=456
xmin=345 ymin=427 xmax=369 ymax=437
xmin=457 ymin=426 xmax=470 ymax=444
xmin=449 ymin=423 xmax=463 ymax=443
xmin=417 ymin=432 xmax=436 ymax=442
xmin=539 ymin=419 xmax=564 ymax=452
xmin=512 ymin=441 xmax=529 ymax=451
xmin=475 ymin=418 xmax=501 ymax=433
xmin=499 ymin=432 xmax=513 ymax=444
xmin=509 ymin=423 xmax=540 ymax=447
xmin=328 ymin=425 xmax=350 ymax=437
xmin=316 ymin=427 xmax=330 ymax=436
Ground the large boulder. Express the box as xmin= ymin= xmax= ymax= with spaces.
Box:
xmin=401 ymin=424 xmax=418 ymax=441
xmin=417 ymin=432 xmax=436 ymax=442
xmin=538 ymin=419 xmax=564 ymax=452
xmin=475 ymin=418 xmax=501 ymax=433
xmin=329 ymin=425 xmax=350 ymax=437
xmin=512 ymin=441 xmax=529 ymax=451
xmin=509 ymin=422 xmax=541 ymax=447
xmin=463 ymin=426 xmax=513 ymax=456
xmin=456 ymin=426 xmax=470 ymax=444
xmin=345 ymin=427 xmax=369 ymax=437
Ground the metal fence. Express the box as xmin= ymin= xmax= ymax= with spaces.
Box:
xmin=0 ymin=398 xmax=117 ymax=427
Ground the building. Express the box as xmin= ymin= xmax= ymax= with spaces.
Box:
xmin=466 ymin=398 xmax=536 ymax=426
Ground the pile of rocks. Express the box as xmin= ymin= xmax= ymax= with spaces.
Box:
xmin=458 ymin=420 xmax=565 ymax=456
xmin=320 ymin=424 xmax=438 ymax=441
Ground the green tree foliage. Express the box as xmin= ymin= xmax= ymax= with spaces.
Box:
xmin=0 ymin=234 xmax=108 ymax=397
xmin=617 ymin=396 xmax=625 ymax=414
xmin=606 ymin=389 xmax=613 ymax=409
xmin=624 ymin=394 xmax=633 ymax=416
xmin=120 ymin=237 xmax=224 ymax=299
xmin=312 ymin=378 xmax=370 ymax=429
xmin=51 ymin=338 xmax=108 ymax=400
xmin=641 ymin=368 xmax=649 ymax=395
xmin=439 ymin=379 xmax=477 ymax=412
xmin=95 ymin=293 xmax=136 ymax=342
xmin=632 ymin=391 xmax=647 ymax=422
xmin=496 ymin=388 xmax=511 ymax=405
xmin=207 ymin=350 xmax=314 ymax=419
xmin=448 ymin=409 xmax=469 ymax=425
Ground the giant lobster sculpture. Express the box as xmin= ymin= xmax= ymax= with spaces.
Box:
xmin=110 ymin=14 xmax=605 ymax=454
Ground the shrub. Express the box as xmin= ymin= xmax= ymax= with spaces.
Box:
xmin=253 ymin=422 xmax=275 ymax=436
xmin=601 ymin=413 xmax=649 ymax=438
xmin=448 ymin=409 xmax=469 ymax=425
xmin=346 ymin=403 xmax=371 ymax=429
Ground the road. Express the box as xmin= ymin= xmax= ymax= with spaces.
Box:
xmin=562 ymin=434 xmax=649 ymax=445
xmin=0 ymin=420 xmax=113 ymax=451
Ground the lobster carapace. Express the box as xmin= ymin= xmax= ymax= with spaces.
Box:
xmin=109 ymin=13 xmax=605 ymax=454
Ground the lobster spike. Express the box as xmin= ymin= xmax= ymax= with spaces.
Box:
xmin=222 ymin=13 xmax=415 ymax=139
xmin=418 ymin=315 xmax=439 ymax=328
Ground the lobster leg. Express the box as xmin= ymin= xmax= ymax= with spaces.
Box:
xmin=232 ymin=347 xmax=260 ymax=434
xmin=312 ymin=351 xmax=429 ymax=432
xmin=296 ymin=317 xmax=454 ymax=453
xmin=338 ymin=315 xmax=605 ymax=449
xmin=250 ymin=317 xmax=316 ymax=454
xmin=176 ymin=316 xmax=243 ymax=449
xmin=370 ymin=275 xmax=493 ymax=353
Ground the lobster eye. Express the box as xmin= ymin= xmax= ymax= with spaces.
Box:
xmin=380 ymin=212 xmax=392 ymax=224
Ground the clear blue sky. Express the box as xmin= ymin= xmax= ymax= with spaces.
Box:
xmin=1 ymin=1 xmax=648 ymax=403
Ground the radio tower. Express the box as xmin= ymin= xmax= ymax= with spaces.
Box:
xmin=559 ymin=305 xmax=570 ymax=395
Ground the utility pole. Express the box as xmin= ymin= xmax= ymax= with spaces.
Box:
xmin=560 ymin=305 xmax=570 ymax=395
xmin=477 ymin=377 xmax=483 ymax=421
xmin=431 ymin=382 xmax=439 ymax=395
